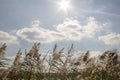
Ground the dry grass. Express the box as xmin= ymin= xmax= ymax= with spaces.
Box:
xmin=0 ymin=43 xmax=120 ymax=80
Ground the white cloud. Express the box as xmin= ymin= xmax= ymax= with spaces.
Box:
xmin=5 ymin=56 xmax=15 ymax=61
xmin=89 ymin=51 xmax=102 ymax=58
xmin=56 ymin=18 xmax=84 ymax=41
xmin=16 ymin=17 xmax=107 ymax=43
xmin=83 ymin=17 xmax=104 ymax=38
xmin=16 ymin=27 xmax=56 ymax=43
xmin=0 ymin=30 xmax=18 ymax=44
xmin=16 ymin=20 xmax=64 ymax=43
xmin=31 ymin=20 xmax=41 ymax=27
xmin=99 ymin=33 xmax=120 ymax=45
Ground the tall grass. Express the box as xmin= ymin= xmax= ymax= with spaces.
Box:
xmin=0 ymin=43 xmax=120 ymax=80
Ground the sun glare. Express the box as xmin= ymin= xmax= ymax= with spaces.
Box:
xmin=58 ymin=0 xmax=71 ymax=12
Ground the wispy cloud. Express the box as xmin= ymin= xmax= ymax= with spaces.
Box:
xmin=16 ymin=17 xmax=107 ymax=43
xmin=0 ymin=30 xmax=18 ymax=44
xmin=79 ymin=9 xmax=120 ymax=17
xmin=99 ymin=33 xmax=120 ymax=45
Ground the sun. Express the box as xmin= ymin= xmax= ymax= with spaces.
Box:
xmin=58 ymin=0 xmax=71 ymax=12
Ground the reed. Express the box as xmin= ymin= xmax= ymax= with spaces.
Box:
xmin=0 ymin=43 xmax=120 ymax=80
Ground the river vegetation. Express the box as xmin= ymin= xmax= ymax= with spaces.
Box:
xmin=0 ymin=43 xmax=120 ymax=80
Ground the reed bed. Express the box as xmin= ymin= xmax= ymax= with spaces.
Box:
xmin=0 ymin=43 xmax=120 ymax=80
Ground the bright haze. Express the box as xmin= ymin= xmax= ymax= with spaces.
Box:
xmin=57 ymin=0 xmax=72 ymax=12
xmin=0 ymin=0 xmax=120 ymax=57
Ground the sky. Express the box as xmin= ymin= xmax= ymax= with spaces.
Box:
xmin=0 ymin=0 xmax=120 ymax=57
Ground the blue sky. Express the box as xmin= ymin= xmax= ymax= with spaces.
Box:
xmin=0 ymin=0 xmax=120 ymax=56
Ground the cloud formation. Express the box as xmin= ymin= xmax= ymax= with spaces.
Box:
xmin=16 ymin=17 xmax=106 ymax=43
xmin=99 ymin=33 xmax=120 ymax=45
xmin=0 ymin=30 xmax=18 ymax=44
